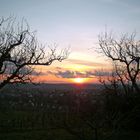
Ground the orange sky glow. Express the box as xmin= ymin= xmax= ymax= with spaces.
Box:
xmin=32 ymin=57 xmax=110 ymax=84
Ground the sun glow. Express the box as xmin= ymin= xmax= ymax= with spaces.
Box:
xmin=73 ymin=78 xmax=85 ymax=84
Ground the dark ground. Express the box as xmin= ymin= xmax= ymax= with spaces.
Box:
xmin=0 ymin=83 xmax=140 ymax=140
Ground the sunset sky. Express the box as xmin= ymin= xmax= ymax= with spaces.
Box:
xmin=0 ymin=0 xmax=140 ymax=83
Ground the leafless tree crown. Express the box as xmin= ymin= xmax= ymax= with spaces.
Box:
xmin=0 ymin=17 xmax=69 ymax=89
xmin=98 ymin=32 xmax=140 ymax=94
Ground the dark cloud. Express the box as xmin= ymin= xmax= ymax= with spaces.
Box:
xmin=37 ymin=69 xmax=114 ymax=78
xmin=1 ymin=57 xmax=111 ymax=78
xmin=46 ymin=69 xmax=113 ymax=79
xmin=85 ymin=71 xmax=95 ymax=77
xmin=47 ymin=70 xmax=83 ymax=78
xmin=55 ymin=70 xmax=76 ymax=78
xmin=92 ymin=71 xmax=112 ymax=76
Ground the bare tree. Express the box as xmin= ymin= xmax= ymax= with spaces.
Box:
xmin=0 ymin=17 xmax=68 ymax=89
xmin=98 ymin=32 xmax=140 ymax=94
xmin=97 ymin=69 xmax=119 ymax=95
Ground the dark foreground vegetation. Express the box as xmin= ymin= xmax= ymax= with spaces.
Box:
xmin=0 ymin=84 xmax=140 ymax=140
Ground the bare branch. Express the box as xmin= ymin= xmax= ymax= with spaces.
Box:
xmin=0 ymin=17 xmax=68 ymax=89
xmin=98 ymin=31 xmax=140 ymax=94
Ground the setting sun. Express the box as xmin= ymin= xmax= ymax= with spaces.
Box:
xmin=73 ymin=78 xmax=85 ymax=84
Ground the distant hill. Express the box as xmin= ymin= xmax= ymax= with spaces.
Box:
xmin=0 ymin=83 xmax=104 ymax=94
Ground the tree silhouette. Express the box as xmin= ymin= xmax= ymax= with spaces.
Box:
xmin=98 ymin=32 xmax=140 ymax=94
xmin=0 ymin=17 xmax=68 ymax=89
